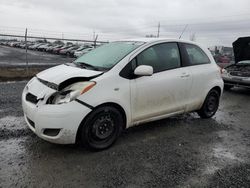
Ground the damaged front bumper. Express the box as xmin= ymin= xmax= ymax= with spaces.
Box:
xmin=22 ymin=77 xmax=92 ymax=144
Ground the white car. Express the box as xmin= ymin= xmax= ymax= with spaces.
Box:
xmin=22 ymin=38 xmax=223 ymax=150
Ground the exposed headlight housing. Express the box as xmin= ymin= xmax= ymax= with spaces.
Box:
xmin=221 ymin=68 xmax=227 ymax=74
xmin=49 ymin=81 xmax=96 ymax=104
xmin=221 ymin=68 xmax=229 ymax=77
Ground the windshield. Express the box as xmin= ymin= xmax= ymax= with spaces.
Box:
xmin=74 ymin=41 xmax=144 ymax=70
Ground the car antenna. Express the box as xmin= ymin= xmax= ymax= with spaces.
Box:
xmin=179 ymin=24 xmax=188 ymax=39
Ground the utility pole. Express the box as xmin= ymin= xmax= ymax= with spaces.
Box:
xmin=25 ymin=28 xmax=28 ymax=75
xmin=157 ymin=22 xmax=160 ymax=38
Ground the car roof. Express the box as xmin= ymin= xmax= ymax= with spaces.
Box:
xmin=117 ymin=37 xmax=197 ymax=44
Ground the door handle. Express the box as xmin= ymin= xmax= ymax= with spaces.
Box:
xmin=180 ymin=73 xmax=190 ymax=78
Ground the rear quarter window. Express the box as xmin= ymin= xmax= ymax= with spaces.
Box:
xmin=184 ymin=43 xmax=210 ymax=65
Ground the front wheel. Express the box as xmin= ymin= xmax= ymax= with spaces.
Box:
xmin=79 ymin=106 xmax=123 ymax=150
xmin=197 ymin=89 xmax=220 ymax=119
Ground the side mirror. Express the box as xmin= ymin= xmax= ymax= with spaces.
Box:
xmin=134 ymin=65 xmax=153 ymax=76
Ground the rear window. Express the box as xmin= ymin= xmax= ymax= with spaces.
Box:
xmin=184 ymin=44 xmax=210 ymax=65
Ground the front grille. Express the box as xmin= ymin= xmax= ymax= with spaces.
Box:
xmin=230 ymin=71 xmax=250 ymax=77
xmin=26 ymin=93 xmax=38 ymax=104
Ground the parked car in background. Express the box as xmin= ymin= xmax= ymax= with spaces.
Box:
xmin=59 ymin=46 xmax=79 ymax=56
xmin=67 ymin=46 xmax=84 ymax=57
xmin=37 ymin=43 xmax=52 ymax=51
xmin=19 ymin=43 xmax=27 ymax=48
xmin=22 ymin=38 xmax=223 ymax=150
xmin=53 ymin=45 xmax=72 ymax=54
xmin=9 ymin=41 xmax=20 ymax=47
xmin=46 ymin=45 xmax=63 ymax=53
xmin=222 ymin=37 xmax=250 ymax=90
xmin=72 ymin=46 xmax=85 ymax=53
xmin=52 ymin=45 xmax=65 ymax=54
xmin=13 ymin=42 xmax=22 ymax=48
xmin=74 ymin=47 xmax=94 ymax=57
xmin=29 ymin=43 xmax=44 ymax=50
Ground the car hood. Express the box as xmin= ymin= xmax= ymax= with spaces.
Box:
xmin=36 ymin=64 xmax=103 ymax=87
xmin=233 ymin=37 xmax=250 ymax=63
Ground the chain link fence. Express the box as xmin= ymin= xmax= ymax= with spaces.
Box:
xmin=0 ymin=35 xmax=106 ymax=81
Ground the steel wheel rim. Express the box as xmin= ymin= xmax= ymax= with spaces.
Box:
xmin=206 ymin=94 xmax=218 ymax=115
xmin=91 ymin=114 xmax=115 ymax=141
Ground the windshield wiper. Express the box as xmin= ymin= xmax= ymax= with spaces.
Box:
xmin=74 ymin=62 xmax=100 ymax=71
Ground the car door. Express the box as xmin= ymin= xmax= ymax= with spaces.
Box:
xmin=130 ymin=42 xmax=192 ymax=123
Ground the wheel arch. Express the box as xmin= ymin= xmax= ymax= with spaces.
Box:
xmin=211 ymin=86 xmax=222 ymax=97
xmin=75 ymin=102 xmax=127 ymax=144
xmin=197 ymin=86 xmax=221 ymax=118
xmin=198 ymin=85 xmax=222 ymax=111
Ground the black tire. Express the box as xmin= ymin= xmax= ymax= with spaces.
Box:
xmin=224 ymin=84 xmax=233 ymax=91
xmin=197 ymin=89 xmax=220 ymax=119
xmin=79 ymin=106 xmax=123 ymax=150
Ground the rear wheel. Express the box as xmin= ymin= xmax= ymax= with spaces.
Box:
xmin=79 ymin=106 xmax=123 ymax=150
xmin=197 ymin=89 xmax=220 ymax=119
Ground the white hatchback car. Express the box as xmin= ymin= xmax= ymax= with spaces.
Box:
xmin=22 ymin=38 xmax=223 ymax=150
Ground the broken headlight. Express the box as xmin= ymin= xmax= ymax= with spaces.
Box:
xmin=221 ymin=68 xmax=227 ymax=74
xmin=49 ymin=81 xmax=96 ymax=104
xmin=221 ymin=68 xmax=229 ymax=77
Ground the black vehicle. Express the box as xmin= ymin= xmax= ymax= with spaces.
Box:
xmin=222 ymin=37 xmax=250 ymax=90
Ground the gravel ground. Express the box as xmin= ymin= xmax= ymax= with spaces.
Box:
xmin=0 ymin=47 xmax=250 ymax=187
xmin=0 ymin=82 xmax=250 ymax=187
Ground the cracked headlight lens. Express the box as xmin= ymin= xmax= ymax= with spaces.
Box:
xmin=51 ymin=81 xmax=96 ymax=104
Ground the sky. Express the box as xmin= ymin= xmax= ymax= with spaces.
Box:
xmin=0 ymin=0 xmax=250 ymax=47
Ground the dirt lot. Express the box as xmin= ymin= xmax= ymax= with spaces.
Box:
xmin=0 ymin=47 xmax=250 ymax=188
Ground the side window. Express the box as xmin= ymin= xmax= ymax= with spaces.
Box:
xmin=184 ymin=44 xmax=210 ymax=65
xmin=137 ymin=43 xmax=181 ymax=73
